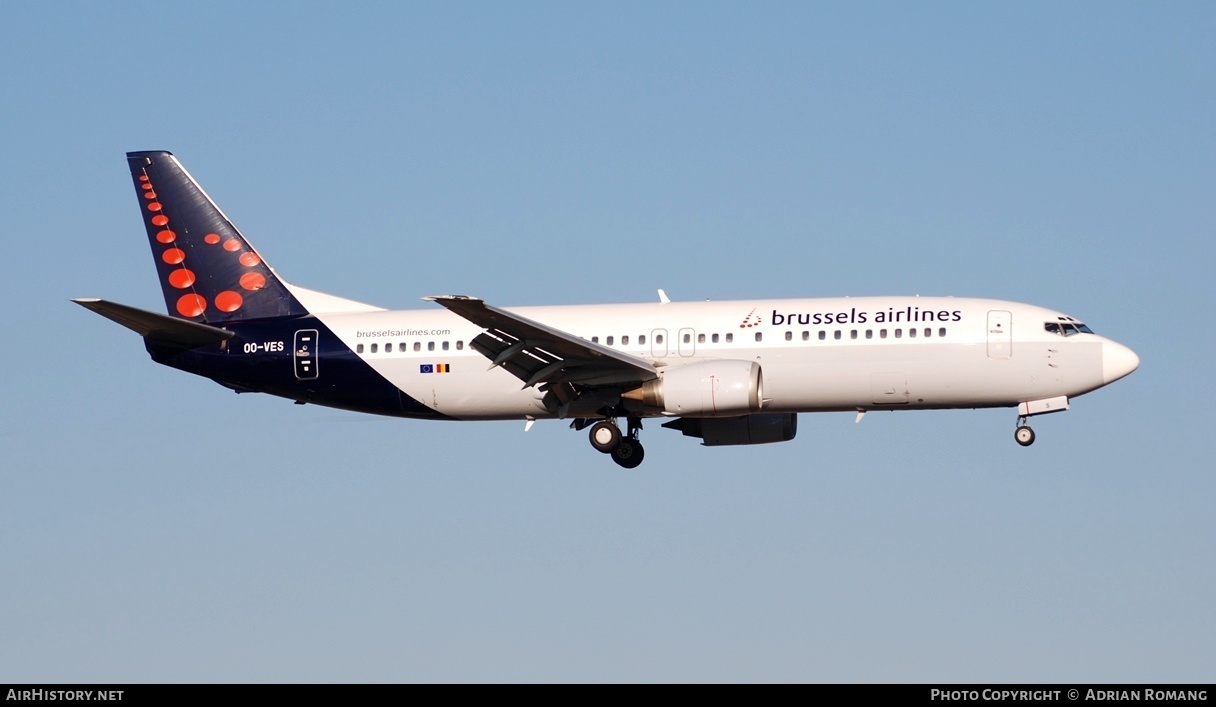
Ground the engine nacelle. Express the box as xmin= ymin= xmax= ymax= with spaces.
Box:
xmin=662 ymin=413 xmax=798 ymax=446
xmin=624 ymin=360 xmax=763 ymax=417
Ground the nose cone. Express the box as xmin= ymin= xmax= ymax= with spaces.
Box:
xmin=1102 ymin=340 xmax=1140 ymax=384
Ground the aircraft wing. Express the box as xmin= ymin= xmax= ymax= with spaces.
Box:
xmin=424 ymin=295 xmax=657 ymax=389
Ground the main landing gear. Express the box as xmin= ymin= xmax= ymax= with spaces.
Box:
xmin=588 ymin=418 xmax=645 ymax=468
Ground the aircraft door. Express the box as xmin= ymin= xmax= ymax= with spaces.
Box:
xmin=987 ymin=311 xmax=1011 ymax=359
xmin=294 ymin=329 xmax=319 ymax=379
xmin=678 ymin=328 xmax=696 ymax=357
xmin=651 ymin=329 xmax=668 ymax=357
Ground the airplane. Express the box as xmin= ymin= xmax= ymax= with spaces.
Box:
xmin=75 ymin=151 xmax=1140 ymax=468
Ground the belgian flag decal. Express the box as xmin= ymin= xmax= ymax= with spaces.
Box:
xmin=419 ymin=364 xmax=450 ymax=374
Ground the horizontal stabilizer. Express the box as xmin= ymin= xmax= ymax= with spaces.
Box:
xmin=73 ymin=298 xmax=234 ymax=347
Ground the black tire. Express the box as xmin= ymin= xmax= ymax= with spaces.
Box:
xmin=589 ymin=421 xmax=621 ymax=453
xmin=1015 ymin=426 xmax=1036 ymax=447
xmin=611 ymin=439 xmax=645 ymax=468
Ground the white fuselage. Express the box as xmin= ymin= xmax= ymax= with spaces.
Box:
xmin=312 ymin=296 xmax=1131 ymax=421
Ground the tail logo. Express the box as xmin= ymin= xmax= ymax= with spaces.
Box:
xmin=137 ymin=172 xmax=268 ymax=319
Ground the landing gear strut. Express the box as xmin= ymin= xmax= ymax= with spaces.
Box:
xmin=611 ymin=418 xmax=645 ymax=468
xmin=586 ymin=417 xmax=646 ymax=467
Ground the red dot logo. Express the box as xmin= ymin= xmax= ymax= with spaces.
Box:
xmin=162 ymin=248 xmax=185 ymax=265
xmin=143 ymin=191 xmax=157 ymax=200
xmin=223 ymin=239 xmax=241 ymax=252
xmin=239 ymin=252 xmax=261 ymax=267
xmin=214 ymin=291 xmax=243 ymax=312
xmin=156 ymin=230 xmax=176 ymax=243
xmin=204 ymin=233 xmax=221 ymax=244
xmin=239 ymin=272 xmax=267 ymax=291
xmin=168 ymin=268 xmax=196 ymax=288
xmin=139 ymin=175 xmax=150 ymax=182
xmin=141 ymin=183 xmax=153 ymax=191
xmin=147 ymin=202 xmax=163 ymax=212
xmin=176 ymin=294 xmax=206 ymax=317
xmin=151 ymin=215 xmax=169 ymax=226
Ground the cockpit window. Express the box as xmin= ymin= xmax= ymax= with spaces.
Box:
xmin=1045 ymin=321 xmax=1095 ymax=336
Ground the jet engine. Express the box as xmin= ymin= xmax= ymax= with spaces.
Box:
xmin=623 ymin=360 xmax=762 ymax=417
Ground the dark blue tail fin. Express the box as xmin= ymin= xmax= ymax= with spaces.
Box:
xmin=127 ymin=151 xmax=308 ymax=323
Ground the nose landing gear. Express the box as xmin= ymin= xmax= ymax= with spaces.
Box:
xmin=586 ymin=417 xmax=646 ymax=468
xmin=1014 ymin=422 xmax=1036 ymax=447
xmin=1012 ymin=397 xmax=1070 ymax=447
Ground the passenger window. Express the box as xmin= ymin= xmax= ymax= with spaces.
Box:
xmin=371 ymin=343 xmax=378 ymax=353
xmin=591 ymin=336 xmax=599 ymax=344
xmin=457 ymin=341 xmax=464 ymax=350
xmin=357 ymin=344 xmax=364 ymax=353
xmin=606 ymin=336 xmax=614 ymax=346
xmin=880 ymin=329 xmax=888 ymax=339
xmin=656 ymin=334 xmax=664 ymax=344
xmin=833 ymin=330 xmax=841 ymax=340
xmin=442 ymin=341 xmax=449 ymax=351
xmin=413 ymin=342 xmax=421 ymax=352
xmin=712 ymin=333 xmax=719 ymax=343
xmin=427 ymin=341 xmax=435 ymax=351
xmin=622 ymin=335 xmax=629 ymax=345
xmin=850 ymin=330 xmax=858 ymax=339
xmin=683 ymin=333 xmax=691 ymax=344
xmin=753 ymin=332 xmax=761 ymax=342
xmin=866 ymin=330 xmax=873 ymax=339
xmin=802 ymin=331 xmax=809 ymax=341
xmin=909 ymin=328 xmax=917 ymax=338
xmin=698 ymin=333 xmax=705 ymax=343
xmin=725 ymin=333 xmax=733 ymax=343
xmin=938 ymin=328 xmax=946 ymax=337
xmin=639 ymin=335 xmax=646 ymax=345
xmin=895 ymin=329 xmax=902 ymax=339
xmin=924 ymin=328 xmax=931 ymax=338
xmin=385 ymin=343 xmax=393 ymax=353
xmin=785 ymin=331 xmax=792 ymax=341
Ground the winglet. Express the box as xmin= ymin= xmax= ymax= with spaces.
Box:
xmin=422 ymin=294 xmax=480 ymax=303
xmin=658 ymin=289 xmax=670 ymax=304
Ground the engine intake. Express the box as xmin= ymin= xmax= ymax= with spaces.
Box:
xmin=624 ymin=360 xmax=763 ymax=417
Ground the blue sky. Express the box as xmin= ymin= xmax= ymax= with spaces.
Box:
xmin=1 ymin=1 xmax=1212 ymax=682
